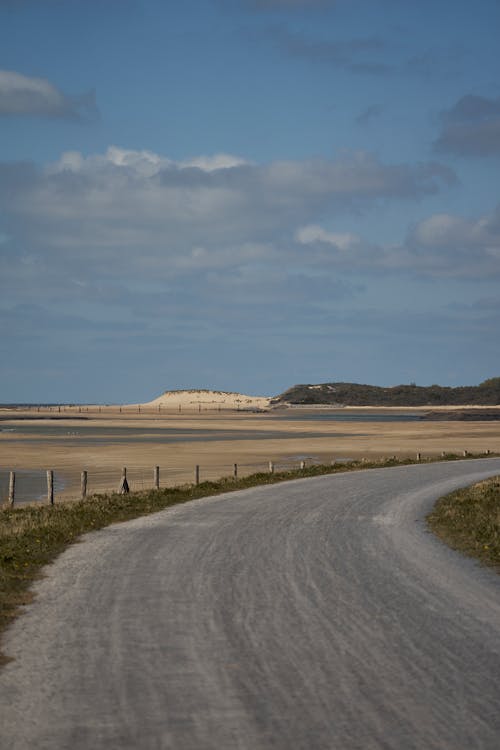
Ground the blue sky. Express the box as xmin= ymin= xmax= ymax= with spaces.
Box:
xmin=1 ymin=0 xmax=499 ymax=402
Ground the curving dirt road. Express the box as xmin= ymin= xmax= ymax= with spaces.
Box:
xmin=2 ymin=459 xmax=500 ymax=749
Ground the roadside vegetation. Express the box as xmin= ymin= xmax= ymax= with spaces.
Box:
xmin=427 ymin=476 xmax=500 ymax=571
xmin=1 ymin=452 xmax=498 ymax=665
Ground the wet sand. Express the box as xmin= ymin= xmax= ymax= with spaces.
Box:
xmin=1 ymin=406 xmax=499 ymax=502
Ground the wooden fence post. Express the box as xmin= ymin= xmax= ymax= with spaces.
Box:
xmin=233 ymin=463 xmax=238 ymax=478
xmin=47 ymin=470 xmax=54 ymax=505
xmin=416 ymin=453 xmax=421 ymax=462
xmin=81 ymin=470 xmax=88 ymax=500
xmin=195 ymin=465 xmax=200 ymax=485
xmin=269 ymin=461 xmax=274 ymax=474
xmin=119 ymin=467 xmax=129 ymax=494
xmin=463 ymin=450 xmax=468 ymax=457
xmin=8 ymin=471 xmax=15 ymax=506
xmin=154 ymin=466 xmax=160 ymax=490
xmin=300 ymin=460 xmax=305 ymax=470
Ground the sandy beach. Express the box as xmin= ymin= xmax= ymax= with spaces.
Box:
xmin=1 ymin=398 xmax=500 ymax=503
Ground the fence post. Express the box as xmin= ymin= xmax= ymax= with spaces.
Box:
xmin=81 ymin=470 xmax=88 ymax=500
xmin=463 ymin=450 xmax=468 ymax=457
xmin=119 ymin=467 xmax=129 ymax=494
xmin=195 ymin=465 xmax=200 ymax=485
xmin=416 ymin=453 xmax=421 ymax=462
xmin=269 ymin=461 xmax=274 ymax=474
xmin=154 ymin=466 xmax=160 ymax=490
xmin=47 ymin=470 xmax=54 ymax=505
xmin=300 ymin=460 xmax=305 ymax=470
xmin=8 ymin=471 xmax=15 ymax=506
xmin=233 ymin=463 xmax=238 ymax=478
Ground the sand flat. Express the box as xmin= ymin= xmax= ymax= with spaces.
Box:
xmin=1 ymin=405 xmax=500 ymax=502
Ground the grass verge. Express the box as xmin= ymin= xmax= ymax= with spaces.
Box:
xmin=0 ymin=452 xmax=497 ymax=665
xmin=427 ymin=475 xmax=500 ymax=571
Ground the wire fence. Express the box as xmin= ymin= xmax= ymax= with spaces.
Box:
xmin=1 ymin=447 xmax=488 ymax=507
xmin=2 ymin=404 xmax=267 ymax=416
xmin=0 ymin=457 xmax=327 ymax=506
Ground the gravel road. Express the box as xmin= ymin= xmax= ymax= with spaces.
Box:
xmin=2 ymin=459 xmax=500 ymax=749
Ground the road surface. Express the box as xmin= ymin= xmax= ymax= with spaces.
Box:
xmin=2 ymin=459 xmax=500 ymax=749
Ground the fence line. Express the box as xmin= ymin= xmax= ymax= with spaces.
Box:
xmin=1 ymin=458 xmax=311 ymax=505
xmin=1 ymin=450 xmax=495 ymax=506
xmin=1 ymin=404 xmax=268 ymax=416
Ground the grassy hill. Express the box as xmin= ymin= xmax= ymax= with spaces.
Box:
xmin=272 ymin=378 xmax=500 ymax=407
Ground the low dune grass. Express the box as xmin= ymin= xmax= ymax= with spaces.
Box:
xmin=1 ymin=452 xmax=498 ymax=665
xmin=427 ymin=475 xmax=500 ymax=570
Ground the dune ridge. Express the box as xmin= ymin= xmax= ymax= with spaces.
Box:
xmin=144 ymin=389 xmax=271 ymax=410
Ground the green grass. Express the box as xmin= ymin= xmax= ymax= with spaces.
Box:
xmin=0 ymin=452 xmax=497 ymax=665
xmin=427 ymin=475 xmax=500 ymax=570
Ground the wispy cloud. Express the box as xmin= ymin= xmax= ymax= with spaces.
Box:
xmin=355 ymin=104 xmax=382 ymax=126
xmin=434 ymin=94 xmax=500 ymax=157
xmin=246 ymin=0 xmax=337 ymax=9
xmin=0 ymin=69 xmax=98 ymax=120
xmin=266 ymin=26 xmax=391 ymax=74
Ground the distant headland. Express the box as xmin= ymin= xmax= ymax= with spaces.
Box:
xmin=270 ymin=378 xmax=500 ymax=407
xmin=142 ymin=379 xmax=500 ymax=410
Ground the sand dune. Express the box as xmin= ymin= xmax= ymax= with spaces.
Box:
xmin=144 ymin=389 xmax=271 ymax=410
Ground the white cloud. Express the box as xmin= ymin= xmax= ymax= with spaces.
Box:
xmin=296 ymin=224 xmax=361 ymax=251
xmin=47 ymin=147 xmax=250 ymax=177
xmin=0 ymin=69 xmax=97 ymax=119
xmin=407 ymin=206 xmax=500 ymax=270
xmin=179 ymin=154 xmax=251 ymax=171
xmin=294 ymin=205 xmax=500 ymax=277
xmin=1 ymin=147 xmax=453 ymax=261
xmin=411 ymin=214 xmax=470 ymax=248
xmin=0 ymin=144 xmax=475 ymax=306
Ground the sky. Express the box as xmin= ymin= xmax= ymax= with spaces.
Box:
xmin=0 ymin=0 xmax=499 ymax=403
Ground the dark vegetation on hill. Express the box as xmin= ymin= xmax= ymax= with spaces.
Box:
xmin=272 ymin=378 xmax=500 ymax=407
